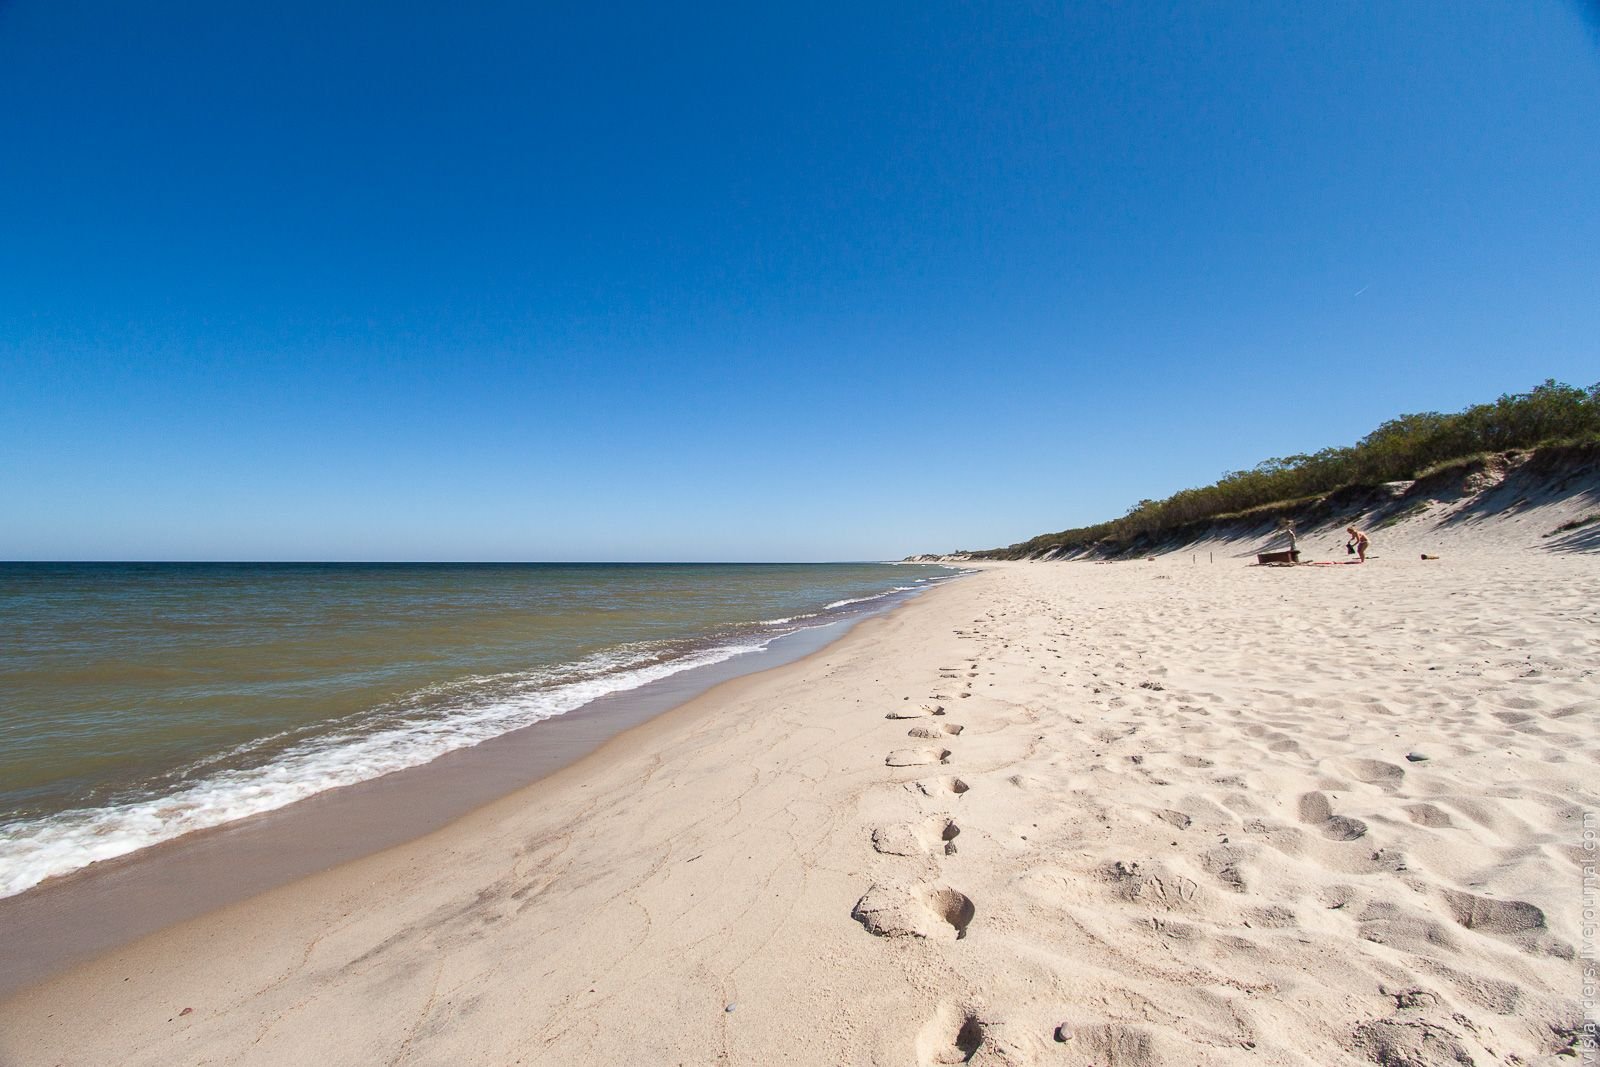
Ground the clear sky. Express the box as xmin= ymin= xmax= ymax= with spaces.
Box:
xmin=2 ymin=2 xmax=1596 ymax=561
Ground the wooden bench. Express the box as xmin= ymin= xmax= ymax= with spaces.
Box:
xmin=1255 ymin=550 xmax=1301 ymax=565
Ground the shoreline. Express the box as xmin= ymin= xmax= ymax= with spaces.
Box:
xmin=2 ymin=554 xmax=1593 ymax=1065
xmin=0 ymin=585 xmax=940 ymax=999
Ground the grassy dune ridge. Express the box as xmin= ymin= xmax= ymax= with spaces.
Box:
xmin=970 ymin=379 xmax=1600 ymax=560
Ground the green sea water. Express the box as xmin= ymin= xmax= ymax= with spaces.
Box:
xmin=0 ymin=562 xmax=958 ymax=896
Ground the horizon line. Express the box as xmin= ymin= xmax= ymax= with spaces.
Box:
xmin=0 ymin=558 xmax=916 ymax=566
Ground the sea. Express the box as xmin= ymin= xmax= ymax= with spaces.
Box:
xmin=0 ymin=561 xmax=961 ymax=899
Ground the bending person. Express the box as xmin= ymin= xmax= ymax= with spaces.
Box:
xmin=1346 ymin=525 xmax=1370 ymax=563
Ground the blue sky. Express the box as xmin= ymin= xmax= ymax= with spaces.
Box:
xmin=2 ymin=2 xmax=1596 ymax=561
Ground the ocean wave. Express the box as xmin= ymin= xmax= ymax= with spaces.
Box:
xmin=824 ymin=594 xmax=884 ymax=610
xmin=825 ymin=586 xmax=920 ymax=611
xmin=758 ymin=612 xmax=821 ymax=626
xmin=0 ymin=637 xmax=772 ymax=899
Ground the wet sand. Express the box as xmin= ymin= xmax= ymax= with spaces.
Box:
xmin=0 ymin=612 xmax=880 ymax=999
xmin=1 ymin=541 xmax=1595 ymax=1065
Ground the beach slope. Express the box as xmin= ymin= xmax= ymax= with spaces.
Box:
xmin=2 ymin=551 xmax=1595 ymax=1065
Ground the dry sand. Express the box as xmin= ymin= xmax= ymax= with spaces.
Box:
xmin=2 ymin=536 xmax=1596 ymax=1064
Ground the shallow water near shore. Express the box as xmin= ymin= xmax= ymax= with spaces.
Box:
xmin=0 ymin=562 xmax=958 ymax=897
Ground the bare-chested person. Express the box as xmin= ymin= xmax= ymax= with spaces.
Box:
xmin=1346 ymin=525 xmax=1369 ymax=562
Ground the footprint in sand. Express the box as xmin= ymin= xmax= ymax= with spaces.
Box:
xmin=1442 ymin=889 xmax=1571 ymax=957
xmin=1403 ymin=802 xmax=1454 ymax=828
xmin=1153 ymin=808 xmax=1192 ymax=830
xmin=851 ymin=883 xmax=975 ymax=940
xmin=1351 ymin=1019 xmax=1473 ymax=1067
xmin=907 ymin=723 xmax=964 ymax=739
xmin=910 ymin=777 xmax=970 ymax=798
xmin=871 ymin=816 xmax=960 ymax=857
xmin=888 ymin=704 xmax=947 ymax=720
xmin=1297 ymin=792 xmax=1370 ymax=841
xmin=887 ymin=748 xmax=952 ymax=767
xmin=1097 ymin=858 xmax=1205 ymax=910
xmin=1357 ymin=900 xmax=1461 ymax=954
xmin=915 ymin=1006 xmax=986 ymax=1066
xmin=1266 ymin=735 xmax=1308 ymax=757
xmin=1342 ymin=758 xmax=1407 ymax=792
xmin=1071 ymin=1024 xmax=1159 ymax=1067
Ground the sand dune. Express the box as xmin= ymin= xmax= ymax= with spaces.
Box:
xmin=997 ymin=443 xmax=1600 ymax=565
xmin=2 ymin=539 xmax=1595 ymax=1065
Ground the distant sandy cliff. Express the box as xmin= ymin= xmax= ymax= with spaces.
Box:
xmin=912 ymin=443 xmax=1600 ymax=562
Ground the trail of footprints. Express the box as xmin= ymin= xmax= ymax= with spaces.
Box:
xmin=848 ymin=587 xmax=1592 ymax=1066
xmin=856 ymin=673 xmax=976 ymax=942
xmin=850 ymin=642 xmax=998 ymax=1066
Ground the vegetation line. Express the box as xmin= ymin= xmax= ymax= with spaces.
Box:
xmin=976 ymin=380 xmax=1600 ymax=560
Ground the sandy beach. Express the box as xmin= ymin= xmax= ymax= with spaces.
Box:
xmin=3 ymin=538 xmax=1596 ymax=1065
xmin=6 ymin=1 xmax=1595 ymax=1062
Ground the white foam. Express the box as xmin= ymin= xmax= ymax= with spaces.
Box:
xmin=758 ymin=612 xmax=822 ymax=626
xmin=0 ymin=637 xmax=772 ymax=899
xmin=824 ymin=587 xmax=919 ymax=611
xmin=824 ymin=594 xmax=884 ymax=610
